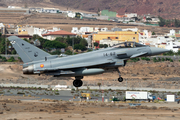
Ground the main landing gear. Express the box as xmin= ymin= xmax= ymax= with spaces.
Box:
xmin=116 ymin=68 xmax=123 ymax=82
xmin=73 ymin=76 xmax=83 ymax=87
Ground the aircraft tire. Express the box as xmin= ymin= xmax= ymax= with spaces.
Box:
xmin=73 ymin=79 xmax=83 ymax=87
xmin=118 ymin=77 xmax=123 ymax=82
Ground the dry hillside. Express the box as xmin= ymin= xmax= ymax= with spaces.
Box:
xmin=1 ymin=0 xmax=180 ymax=18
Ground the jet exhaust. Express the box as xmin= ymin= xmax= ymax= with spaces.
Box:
xmin=23 ymin=65 xmax=34 ymax=74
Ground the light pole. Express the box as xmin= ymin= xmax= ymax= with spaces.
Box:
xmin=72 ymin=37 xmax=74 ymax=55
xmin=5 ymin=26 xmax=7 ymax=57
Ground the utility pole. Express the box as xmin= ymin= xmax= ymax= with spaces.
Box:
xmin=72 ymin=37 xmax=74 ymax=55
xmin=4 ymin=26 xmax=7 ymax=57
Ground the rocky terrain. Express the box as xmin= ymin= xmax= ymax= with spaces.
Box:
xmin=1 ymin=12 xmax=178 ymax=34
xmin=0 ymin=97 xmax=180 ymax=120
xmin=1 ymin=60 xmax=180 ymax=89
xmin=1 ymin=0 xmax=180 ymax=18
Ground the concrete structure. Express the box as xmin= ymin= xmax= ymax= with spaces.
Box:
xmin=125 ymin=13 xmax=137 ymax=18
xmin=37 ymin=8 xmax=61 ymax=13
xmin=71 ymin=27 xmax=79 ymax=34
xmin=17 ymin=25 xmax=62 ymax=37
xmin=0 ymin=83 xmax=50 ymax=89
xmin=164 ymin=42 xmax=180 ymax=52
xmin=42 ymin=30 xmax=76 ymax=40
xmin=8 ymin=6 xmax=21 ymax=9
xmin=111 ymin=28 xmax=122 ymax=32
xmin=52 ymin=85 xmax=70 ymax=90
xmin=117 ymin=17 xmax=135 ymax=22
xmin=0 ymin=8 xmax=30 ymax=14
xmin=68 ymin=12 xmax=76 ymax=18
xmin=100 ymin=39 xmax=119 ymax=47
xmin=18 ymin=27 xmax=29 ymax=35
xmin=167 ymin=95 xmax=175 ymax=102
xmin=72 ymin=27 xmax=94 ymax=35
xmin=95 ymin=16 xmax=109 ymax=20
xmin=34 ymin=28 xmax=46 ymax=37
xmin=122 ymin=28 xmax=139 ymax=32
xmin=151 ymin=17 xmax=160 ymax=22
xmin=81 ymin=13 xmax=98 ymax=17
xmin=139 ymin=29 xmax=176 ymax=46
xmin=167 ymin=29 xmax=176 ymax=36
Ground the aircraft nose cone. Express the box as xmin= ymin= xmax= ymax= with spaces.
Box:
xmin=150 ymin=47 xmax=170 ymax=56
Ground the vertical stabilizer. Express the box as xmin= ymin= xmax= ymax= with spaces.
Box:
xmin=8 ymin=36 xmax=50 ymax=63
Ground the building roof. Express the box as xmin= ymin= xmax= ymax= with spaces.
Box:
xmin=42 ymin=30 xmax=76 ymax=36
xmin=175 ymin=34 xmax=180 ymax=38
xmin=5 ymin=34 xmax=32 ymax=38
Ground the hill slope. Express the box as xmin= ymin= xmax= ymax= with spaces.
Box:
xmin=1 ymin=0 xmax=180 ymax=18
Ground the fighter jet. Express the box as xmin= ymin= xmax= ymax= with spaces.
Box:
xmin=8 ymin=36 xmax=169 ymax=87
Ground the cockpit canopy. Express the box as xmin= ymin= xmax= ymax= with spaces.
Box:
xmin=113 ymin=42 xmax=147 ymax=48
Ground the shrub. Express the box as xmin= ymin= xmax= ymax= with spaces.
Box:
xmin=130 ymin=58 xmax=140 ymax=62
xmin=65 ymin=50 xmax=72 ymax=55
xmin=141 ymin=57 xmax=150 ymax=61
xmin=153 ymin=57 xmax=157 ymax=62
xmin=7 ymin=56 xmax=15 ymax=62
xmin=158 ymin=57 xmax=161 ymax=61
xmin=1 ymin=57 xmax=7 ymax=62
xmin=170 ymin=59 xmax=173 ymax=62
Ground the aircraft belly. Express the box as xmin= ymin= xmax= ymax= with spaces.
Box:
xmin=114 ymin=59 xmax=125 ymax=66
xmin=45 ymin=68 xmax=104 ymax=77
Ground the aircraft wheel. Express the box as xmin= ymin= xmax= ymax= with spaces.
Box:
xmin=73 ymin=79 xmax=83 ymax=87
xmin=118 ymin=77 xmax=123 ymax=82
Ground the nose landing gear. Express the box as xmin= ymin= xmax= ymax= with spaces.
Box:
xmin=116 ymin=68 xmax=123 ymax=82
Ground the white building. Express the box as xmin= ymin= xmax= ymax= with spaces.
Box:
xmin=67 ymin=12 xmax=76 ymax=18
xmin=100 ymin=39 xmax=120 ymax=47
xmin=94 ymin=27 xmax=99 ymax=32
xmin=42 ymin=30 xmax=76 ymax=40
xmin=78 ymin=27 xmax=94 ymax=34
xmin=165 ymin=42 xmax=180 ymax=52
xmin=8 ymin=6 xmax=22 ymax=9
xmin=122 ymin=27 xmax=138 ymax=32
xmin=166 ymin=95 xmax=175 ymax=102
xmin=125 ymin=13 xmax=137 ymax=18
xmin=167 ymin=29 xmax=176 ymax=36
xmin=34 ymin=28 xmax=46 ymax=37
xmin=71 ymin=27 xmax=79 ymax=34
xmin=151 ymin=17 xmax=160 ymax=22
xmin=118 ymin=17 xmax=135 ymax=22
xmin=52 ymin=85 xmax=70 ymax=90
xmin=100 ymin=27 xmax=108 ymax=32
xmin=0 ymin=23 xmax=4 ymax=28
xmin=36 ymin=8 xmax=60 ymax=13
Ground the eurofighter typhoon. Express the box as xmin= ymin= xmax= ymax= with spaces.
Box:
xmin=8 ymin=36 xmax=169 ymax=87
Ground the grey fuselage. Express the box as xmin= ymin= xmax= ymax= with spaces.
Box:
xmin=23 ymin=45 xmax=152 ymax=77
xmin=8 ymin=36 xmax=169 ymax=78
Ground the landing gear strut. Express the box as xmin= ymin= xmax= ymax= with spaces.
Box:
xmin=116 ymin=68 xmax=123 ymax=82
xmin=73 ymin=76 xmax=83 ymax=87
